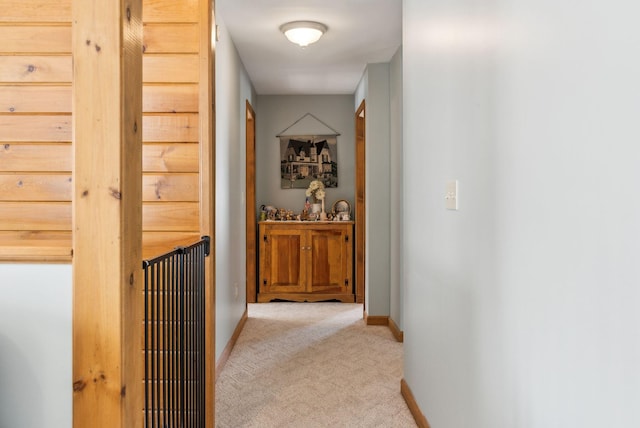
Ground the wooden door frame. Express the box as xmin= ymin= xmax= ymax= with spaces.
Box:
xmin=355 ymin=100 xmax=366 ymax=304
xmin=246 ymin=100 xmax=257 ymax=303
xmin=199 ymin=0 xmax=215 ymax=425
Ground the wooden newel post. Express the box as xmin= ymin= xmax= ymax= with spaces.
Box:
xmin=72 ymin=1 xmax=143 ymax=427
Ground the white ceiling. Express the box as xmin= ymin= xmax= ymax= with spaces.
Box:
xmin=216 ymin=0 xmax=402 ymax=95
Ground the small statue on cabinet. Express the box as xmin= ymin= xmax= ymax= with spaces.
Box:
xmin=300 ymin=197 xmax=311 ymax=221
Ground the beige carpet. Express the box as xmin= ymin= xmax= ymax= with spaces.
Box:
xmin=215 ymin=302 xmax=417 ymax=427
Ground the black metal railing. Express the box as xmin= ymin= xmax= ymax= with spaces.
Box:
xmin=142 ymin=236 xmax=210 ymax=428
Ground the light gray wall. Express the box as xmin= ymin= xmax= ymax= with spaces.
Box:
xmin=403 ymin=0 xmax=640 ymax=426
xmin=354 ymin=63 xmax=391 ymax=317
xmin=0 ymin=264 xmax=72 ymax=428
xmin=389 ymin=48 xmax=403 ymax=328
xmin=214 ymin=14 xmax=256 ymax=361
xmin=255 ymin=95 xmax=355 ymax=212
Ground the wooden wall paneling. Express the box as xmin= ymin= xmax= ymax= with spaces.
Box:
xmin=0 ymin=0 xmax=73 ymax=262
xmin=72 ymin=0 xmax=143 ymax=426
xmin=0 ymin=115 xmax=72 ymax=142
xmin=142 ymin=143 xmax=199 ymax=172
xmin=143 ymin=24 xmax=198 ymax=53
xmin=142 ymin=84 xmax=198 ymax=113
xmin=139 ymin=0 xmax=203 ymax=266
xmin=143 ymin=113 xmax=199 ymax=142
xmin=0 ymin=173 xmax=72 ymax=201
xmin=143 ymin=54 xmax=199 ymax=82
xmin=0 ymin=201 xmax=70 ymax=229
xmin=0 ymin=86 xmax=72 ymax=113
xmin=0 ymin=56 xmax=72 ymax=83
xmin=142 ymin=0 xmax=198 ymax=23
xmin=142 ymin=202 xmax=199 ymax=231
xmin=141 ymin=231 xmax=201 ymax=259
xmin=0 ymin=231 xmax=72 ymax=261
xmin=0 ymin=143 xmax=71 ymax=172
xmin=0 ymin=25 xmax=71 ymax=54
xmin=1 ymin=0 xmax=71 ymax=22
xmin=142 ymin=173 xmax=199 ymax=201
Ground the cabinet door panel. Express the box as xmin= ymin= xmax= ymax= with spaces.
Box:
xmin=263 ymin=232 xmax=305 ymax=292
xmin=309 ymin=229 xmax=350 ymax=293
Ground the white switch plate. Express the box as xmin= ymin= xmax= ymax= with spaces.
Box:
xmin=445 ymin=180 xmax=458 ymax=210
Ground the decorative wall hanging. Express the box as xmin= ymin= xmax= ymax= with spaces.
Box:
xmin=277 ymin=113 xmax=340 ymax=189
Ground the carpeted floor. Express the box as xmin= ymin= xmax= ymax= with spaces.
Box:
xmin=215 ymin=302 xmax=417 ymax=427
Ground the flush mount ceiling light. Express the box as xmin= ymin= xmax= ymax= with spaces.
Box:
xmin=280 ymin=21 xmax=328 ymax=47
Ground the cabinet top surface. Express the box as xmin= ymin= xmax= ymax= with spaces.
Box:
xmin=259 ymin=221 xmax=354 ymax=225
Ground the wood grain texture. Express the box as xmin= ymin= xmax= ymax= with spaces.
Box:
xmin=142 ymin=143 xmax=199 ymax=172
xmin=143 ymin=113 xmax=199 ymax=142
xmin=355 ymin=100 xmax=366 ymax=304
xmin=0 ymin=25 xmax=71 ymax=54
xmin=0 ymin=115 xmax=72 ymax=142
xmin=143 ymin=84 xmax=198 ymax=113
xmin=143 ymin=55 xmax=199 ymax=83
xmin=246 ymin=101 xmax=257 ymax=302
xmin=143 ymin=202 xmax=199 ymax=231
xmin=142 ymin=0 xmax=198 ymax=23
xmin=0 ymin=85 xmax=71 ymax=113
xmin=215 ymin=308 xmax=248 ymax=381
xmin=365 ymin=315 xmax=389 ymax=326
xmin=0 ymin=56 xmax=72 ymax=83
xmin=0 ymin=0 xmax=207 ymax=267
xmin=0 ymin=201 xmax=70 ymax=230
xmin=0 ymin=3 xmax=73 ymax=261
xmin=0 ymin=230 xmax=71 ymax=262
xmin=388 ymin=317 xmax=404 ymax=342
xmin=256 ymin=293 xmax=355 ymax=303
xmin=72 ymin=0 xmax=143 ymax=425
xmin=141 ymin=231 xmax=200 ymax=259
xmin=401 ymin=379 xmax=431 ymax=428
xmin=2 ymin=0 xmax=200 ymax=24
xmin=143 ymin=24 xmax=198 ymax=53
xmin=258 ymin=222 xmax=354 ymax=302
xmin=1 ymin=0 xmax=71 ymax=22
xmin=0 ymin=173 xmax=72 ymax=201
xmin=142 ymin=173 xmax=198 ymax=201
xmin=0 ymin=143 xmax=71 ymax=172
xmin=309 ymin=229 xmax=351 ymax=293
xmin=0 ymin=0 xmax=205 ymax=275
xmin=197 ymin=0 xmax=215 ymax=424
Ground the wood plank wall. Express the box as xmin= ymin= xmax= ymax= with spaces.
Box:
xmin=141 ymin=0 xmax=201 ymax=258
xmin=0 ymin=0 xmax=203 ymax=261
xmin=0 ymin=1 xmax=73 ymax=262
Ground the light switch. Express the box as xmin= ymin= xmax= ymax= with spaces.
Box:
xmin=445 ymin=180 xmax=458 ymax=210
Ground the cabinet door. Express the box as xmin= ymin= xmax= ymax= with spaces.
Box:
xmin=307 ymin=228 xmax=351 ymax=294
xmin=260 ymin=227 xmax=306 ymax=293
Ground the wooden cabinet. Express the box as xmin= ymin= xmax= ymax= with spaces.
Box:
xmin=258 ymin=222 xmax=354 ymax=303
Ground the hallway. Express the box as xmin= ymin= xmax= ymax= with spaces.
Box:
xmin=215 ymin=303 xmax=416 ymax=427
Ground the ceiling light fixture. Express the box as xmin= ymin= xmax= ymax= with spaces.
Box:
xmin=280 ymin=21 xmax=328 ymax=47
